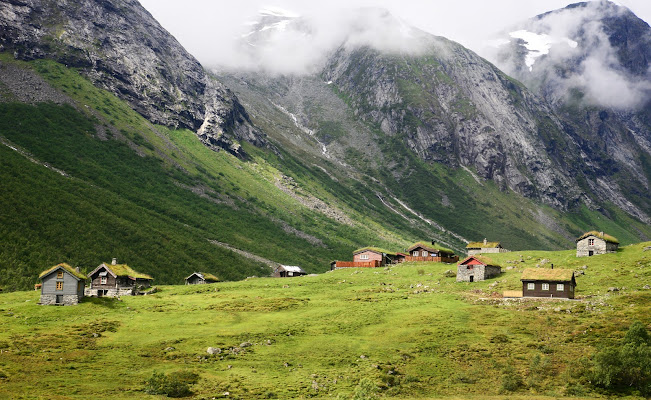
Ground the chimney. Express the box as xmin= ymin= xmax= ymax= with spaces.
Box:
xmin=112 ymin=258 xmax=117 ymax=265
xmin=75 ymin=267 xmax=80 ymax=272
xmin=431 ymin=240 xmax=436 ymax=246
xmin=483 ymin=238 xmax=487 ymax=245
xmin=599 ymin=231 xmax=604 ymax=237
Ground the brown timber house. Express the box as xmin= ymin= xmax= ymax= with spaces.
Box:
xmin=406 ymin=241 xmax=458 ymax=263
xmin=86 ymin=258 xmax=153 ymax=297
xmin=521 ymin=268 xmax=577 ymax=299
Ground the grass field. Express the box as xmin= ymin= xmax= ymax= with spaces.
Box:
xmin=0 ymin=244 xmax=648 ymax=399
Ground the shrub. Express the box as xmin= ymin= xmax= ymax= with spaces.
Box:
xmin=592 ymin=321 xmax=650 ymax=396
xmin=417 ymin=269 xmax=425 ymax=275
xmin=500 ymin=365 xmax=523 ymax=392
xmin=144 ymin=370 xmax=199 ymax=398
xmin=352 ymin=378 xmax=378 ymax=400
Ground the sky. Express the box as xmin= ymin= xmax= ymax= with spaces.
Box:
xmin=137 ymin=0 xmax=651 ymax=68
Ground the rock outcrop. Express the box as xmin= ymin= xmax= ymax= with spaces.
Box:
xmin=0 ymin=0 xmax=265 ymax=157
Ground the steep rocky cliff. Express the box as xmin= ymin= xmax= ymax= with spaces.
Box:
xmin=0 ymin=0 xmax=265 ymax=157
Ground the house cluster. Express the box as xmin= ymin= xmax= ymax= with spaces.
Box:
xmin=38 ymin=258 xmax=223 ymax=306
xmin=36 ymin=230 xmax=618 ymax=305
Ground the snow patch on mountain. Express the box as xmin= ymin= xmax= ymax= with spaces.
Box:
xmin=508 ymin=30 xmax=577 ymax=71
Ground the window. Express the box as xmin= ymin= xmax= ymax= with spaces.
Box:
xmin=542 ymin=283 xmax=549 ymax=291
xmin=56 ymin=281 xmax=63 ymax=291
xmin=570 ymin=285 xmax=574 ymax=292
xmin=588 ymin=238 xmax=594 ymax=246
xmin=422 ymin=251 xmax=428 ymax=257
xmin=57 ymin=270 xmax=63 ymax=279
xmin=360 ymin=254 xmax=369 ymax=260
xmin=557 ymin=283 xmax=564 ymax=291
xmin=527 ymin=283 xmax=535 ymax=290
xmin=100 ymin=276 xmax=107 ymax=284
xmin=413 ymin=251 xmax=419 ymax=256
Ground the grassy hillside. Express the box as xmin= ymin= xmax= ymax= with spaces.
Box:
xmin=0 ymin=244 xmax=648 ymax=399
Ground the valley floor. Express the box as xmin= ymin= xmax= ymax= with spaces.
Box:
xmin=0 ymin=244 xmax=649 ymax=399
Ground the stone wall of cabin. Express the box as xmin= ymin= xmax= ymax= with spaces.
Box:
xmin=456 ymin=264 xmax=501 ymax=282
xmin=576 ymin=237 xmax=617 ymax=257
xmin=40 ymin=294 xmax=82 ymax=305
xmin=467 ymin=248 xmax=508 ymax=256
xmin=85 ymin=287 xmax=136 ymax=297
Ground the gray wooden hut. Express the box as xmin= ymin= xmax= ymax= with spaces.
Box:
xmin=86 ymin=258 xmax=153 ymax=297
xmin=39 ymin=263 xmax=87 ymax=305
xmin=185 ymin=272 xmax=219 ymax=285
xmin=273 ymin=265 xmax=307 ymax=277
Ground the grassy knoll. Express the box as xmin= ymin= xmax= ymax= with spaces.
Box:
xmin=0 ymin=244 xmax=648 ymax=399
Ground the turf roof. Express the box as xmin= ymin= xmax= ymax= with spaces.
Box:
xmin=353 ymin=247 xmax=398 ymax=256
xmin=407 ymin=241 xmax=454 ymax=254
xmin=102 ymin=263 xmax=153 ymax=280
xmin=521 ymin=268 xmax=575 ymax=282
xmin=39 ymin=263 xmax=87 ymax=280
xmin=576 ymin=231 xmax=619 ymax=244
xmin=186 ymin=272 xmax=219 ymax=282
xmin=466 ymin=241 xmax=501 ymax=248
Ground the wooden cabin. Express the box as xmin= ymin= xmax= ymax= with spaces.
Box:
xmin=332 ymin=247 xmax=396 ymax=269
xmin=576 ymin=231 xmax=618 ymax=257
xmin=86 ymin=258 xmax=153 ymax=297
xmin=185 ymin=272 xmax=219 ymax=285
xmin=456 ymin=256 xmax=501 ymax=282
xmin=273 ymin=265 xmax=307 ymax=277
xmin=406 ymin=241 xmax=458 ymax=263
xmin=38 ymin=263 xmax=87 ymax=305
xmin=521 ymin=268 xmax=576 ymax=299
xmin=466 ymin=239 xmax=508 ymax=255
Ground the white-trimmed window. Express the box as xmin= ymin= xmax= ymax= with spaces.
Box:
xmin=100 ymin=276 xmax=107 ymax=284
xmin=422 ymin=251 xmax=428 ymax=257
xmin=360 ymin=254 xmax=369 ymax=260
xmin=542 ymin=283 xmax=549 ymax=291
xmin=588 ymin=238 xmax=594 ymax=246
xmin=557 ymin=283 xmax=564 ymax=291
xmin=413 ymin=251 xmax=419 ymax=256
xmin=527 ymin=283 xmax=535 ymax=290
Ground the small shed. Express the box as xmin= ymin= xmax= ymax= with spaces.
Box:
xmin=86 ymin=258 xmax=153 ymax=297
xmin=185 ymin=272 xmax=219 ymax=285
xmin=39 ymin=263 xmax=87 ymax=305
xmin=456 ymin=255 xmax=502 ymax=282
xmin=576 ymin=231 xmax=619 ymax=257
xmin=466 ymin=239 xmax=508 ymax=255
xmin=273 ymin=265 xmax=307 ymax=278
xmin=406 ymin=241 xmax=458 ymax=263
xmin=521 ymin=268 xmax=576 ymax=299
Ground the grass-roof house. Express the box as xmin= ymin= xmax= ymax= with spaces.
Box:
xmin=273 ymin=265 xmax=307 ymax=277
xmin=185 ymin=272 xmax=219 ymax=285
xmin=87 ymin=258 xmax=153 ymax=297
xmin=406 ymin=241 xmax=458 ymax=263
xmin=576 ymin=231 xmax=619 ymax=257
xmin=38 ymin=263 xmax=87 ymax=305
xmin=521 ymin=268 xmax=576 ymax=299
xmin=456 ymin=255 xmax=501 ymax=282
xmin=332 ymin=247 xmax=399 ymax=269
xmin=466 ymin=239 xmax=508 ymax=256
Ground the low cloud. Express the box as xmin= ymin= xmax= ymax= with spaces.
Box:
xmin=484 ymin=1 xmax=651 ymax=110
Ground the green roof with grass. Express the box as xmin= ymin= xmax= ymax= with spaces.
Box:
xmin=466 ymin=241 xmax=501 ymax=248
xmin=521 ymin=268 xmax=575 ymax=282
xmin=100 ymin=263 xmax=153 ymax=280
xmin=186 ymin=272 xmax=219 ymax=282
xmin=407 ymin=241 xmax=454 ymax=255
xmin=576 ymin=231 xmax=619 ymax=244
xmin=39 ymin=263 xmax=87 ymax=280
xmin=353 ymin=247 xmax=398 ymax=256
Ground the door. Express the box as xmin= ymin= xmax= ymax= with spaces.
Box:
xmin=469 ymin=276 xmax=474 ymax=282
xmin=55 ymin=295 xmax=63 ymax=304
xmin=588 ymin=251 xmax=594 ymax=256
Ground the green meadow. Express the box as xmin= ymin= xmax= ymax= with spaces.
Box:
xmin=0 ymin=244 xmax=648 ymax=399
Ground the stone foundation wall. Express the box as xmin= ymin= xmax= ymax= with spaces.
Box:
xmin=39 ymin=294 xmax=81 ymax=305
xmin=456 ymin=265 xmax=502 ymax=282
xmin=85 ymin=287 xmax=136 ymax=297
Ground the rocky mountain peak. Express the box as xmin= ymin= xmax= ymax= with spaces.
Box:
xmin=0 ymin=0 xmax=266 ymax=157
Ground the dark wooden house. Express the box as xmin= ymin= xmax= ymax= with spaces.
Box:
xmin=273 ymin=265 xmax=307 ymax=277
xmin=576 ymin=231 xmax=619 ymax=257
xmin=39 ymin=263 xmax=87 ymax=305
xmin=406 ymin=241 xmax=458 ymax=263
xmin=185 ymin=272 xmax=219 ymax=285
xmin=86 ymin=258 xmax=153 ymax=297
xmin=521 ymin=268 xmax=577 ymax=299
xmin=456 ymin=256 xmax=501 ymax=282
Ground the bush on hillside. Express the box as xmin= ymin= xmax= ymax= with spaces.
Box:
xmin=144 ymin=370 xmax=199 ymax=398
xmin=592 ymin=321 xmax=650 ymax=396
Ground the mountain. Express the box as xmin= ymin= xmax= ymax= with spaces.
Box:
xmin=0 ymin=1 xmax=649 ymax=290
xmin=0 ymin=0 xmax=266 ymax=157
